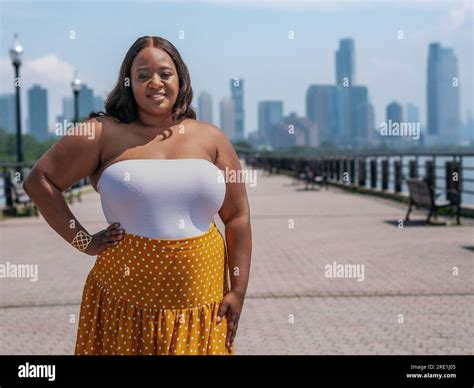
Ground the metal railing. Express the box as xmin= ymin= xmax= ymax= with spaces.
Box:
xmin=237 ymin=150 xmax=474 ymax=208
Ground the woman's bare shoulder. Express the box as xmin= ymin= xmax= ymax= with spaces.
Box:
xmin=92 ymin=115 xmax=122 ymax=131
xmin=185 ymin=119 xmax=225 ymax=138
xmin=93 ymin=116 xmax=129 ymax=144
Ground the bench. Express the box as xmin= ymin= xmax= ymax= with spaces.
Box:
xmin=3 ymin=170 xmax=39 ymax=217
xmin=261 ymin=160 xmax=276 ymax=176
xmin=303 ymin=165 xmax=327 ymax=191
xmin=3 ymin=169 xmax=83 ymax=217
xmin=405 ymin=178 xmax=460 ymax=224
xmin=291 ymin=161 xmax=307 ymax=185
xmin=64 ymin=181 xmax=83 ymax=204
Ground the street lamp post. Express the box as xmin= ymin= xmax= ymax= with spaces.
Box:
xmin=9 ymin=34 xmax=24 ymax=164
xmin=71 ymin=71 xmax=84 ymax=187
xmin=71 ymin=71 xmax=81 ymax=123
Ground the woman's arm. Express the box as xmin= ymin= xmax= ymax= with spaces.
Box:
xmin=209 ymin=124 xmax=252 ymax=352
xmin=23 ymin=117 xmax=124 ymax=254
xmin=215 ymin=137 xmax=252 ymax=298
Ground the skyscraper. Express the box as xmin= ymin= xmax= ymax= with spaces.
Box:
xmin=270 ymin=112 xmax=318 ymax=149
xmin=406 ymin=103 xmax=419 ymax=123
xmin=79 ymin=84 xmax=94 ymax=119
xmin=197 ymin=92 xmax=213 ymax=124
xmin=367 ymin=101 xmax=376 ymax=142
xmin=258 ymin=101 xmax=283 ymax=144
xmin=346 ymin=86 xmax=369 ymax=146
xmin=464 ymin=111 xmax=474 ymax=143
xmin=427 ymin=42 xmax=461 ymax=143
xmin=306 ymin=85 xmax=343 ymax=144
xmin=61 ymin=96 xmax=74 ymax=122
xmin=0 ymin=94 xmax=17 ymax=134
xmin=94 ymin=95 xmax=105 ymax=113
xmin=220 ymin=97 xmax=236 ymax=141
xmin=386 ymin=101 xmax=403 ymax=124
xmin=59 ymin=86 xmax=98 ymax=122
xmin=336 ymin=38 xmax=355 ymax=87
xmin=230 ymin=78 xmax=244 ymax=140
xmin=334 ymin=38 xmax=371 ymax=147
xmin=27 ymin=84 xmax=49 ymax=141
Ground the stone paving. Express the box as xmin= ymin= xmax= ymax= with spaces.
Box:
xmin=0 ymin=160 xmax=473 ymax=355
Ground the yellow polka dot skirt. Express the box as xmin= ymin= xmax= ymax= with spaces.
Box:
xmin=75 ymin=221 xmax=235 ymax=355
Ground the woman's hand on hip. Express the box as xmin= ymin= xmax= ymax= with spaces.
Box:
xmin=84 ymin=222 xmax=126 ymax=256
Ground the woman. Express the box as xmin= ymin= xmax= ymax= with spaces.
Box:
xmin=23 ymin=36 xmax=252 ymax=355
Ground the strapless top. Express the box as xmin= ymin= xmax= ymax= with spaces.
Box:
xmin=97 ymin=159 xmax=226 ymax=239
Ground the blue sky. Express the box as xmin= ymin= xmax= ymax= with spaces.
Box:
xmin=0 ymin=0 xmax=472 ymax=135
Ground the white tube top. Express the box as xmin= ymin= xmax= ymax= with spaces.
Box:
xmin=97 ymin=159 xmax=226 ymax=239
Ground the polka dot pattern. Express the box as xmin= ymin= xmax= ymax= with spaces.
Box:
xmin=74 ymin=221 xmax=235 ymax=355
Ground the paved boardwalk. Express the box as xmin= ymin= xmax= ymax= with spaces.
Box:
xmin=1 ymin=161 xmax=473 ymax=355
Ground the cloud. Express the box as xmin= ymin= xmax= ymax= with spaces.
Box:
xmin=0 ymin=54 xmax=78 ymax=130
xmin=1 ymin=53 xmax=76 ymax=90
xmin=25 ymin=54 xmax=76 ymax=86
xmin=445 ymin=0 xmax=473 ymax=31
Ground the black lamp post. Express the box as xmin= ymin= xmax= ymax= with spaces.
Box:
xmin=9 ymin=34 xmax=24 ymax=164
xmin=71 ymin=70 xmax=81 ymax=123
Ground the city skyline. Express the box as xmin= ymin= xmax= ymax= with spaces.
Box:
xmin=0 ymin=37 xmax=469 ymax=147
xmin=0 ymin=0 xmax=472 ymax=142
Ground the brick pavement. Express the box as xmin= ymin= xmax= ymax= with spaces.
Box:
xmin=0 ymin=160 xmax=472 ymax=354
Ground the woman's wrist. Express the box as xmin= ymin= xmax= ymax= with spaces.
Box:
xmin=230 ymin=287 xmax=247 ymax=298
xmin=71 ymin=229 xmax=93 ymax=253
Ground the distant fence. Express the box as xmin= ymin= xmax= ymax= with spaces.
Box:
xmin=236 ymin=149 xmax=474 ymax=214
xmin=3 ymin=151 xmax=473 ymax=217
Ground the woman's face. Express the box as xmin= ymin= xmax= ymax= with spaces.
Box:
xmin=130 ymin=46 xmax=179 ymax=119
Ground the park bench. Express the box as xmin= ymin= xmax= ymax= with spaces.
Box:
xmin=405 ymin=178 xmax=460 ymax=225
xmin=303 ymin=165 xmax=327 ymax=190
xmin=4 ymin=169 xmax=82 ymax=217
xmin=3 ymin=170 xmax=39 ymax=217
xmin=65 ymin=181 xmax=82 ymax=204
xmin=291 ymin=161 xmax=307 ymax=184
xmin=16 ymin=180 xmax=38 ymax=216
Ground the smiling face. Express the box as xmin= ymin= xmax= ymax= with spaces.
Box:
xmin=130 ymin=46 xmax=180 ymax=119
